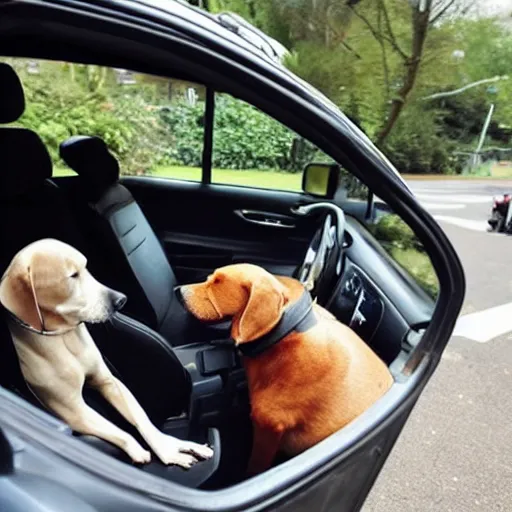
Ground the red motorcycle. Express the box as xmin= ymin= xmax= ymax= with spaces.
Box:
xmin=488 ymin=194 xmax=512 ymax=232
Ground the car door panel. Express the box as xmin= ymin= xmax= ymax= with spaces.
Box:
xmin=121 ymin=177 xmax=317 ymax=282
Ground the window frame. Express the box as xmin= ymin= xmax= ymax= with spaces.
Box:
xmin=201 ymin=86 xmax=215 ymax=185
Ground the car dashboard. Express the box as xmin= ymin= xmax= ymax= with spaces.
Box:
xmin=326 ymin=216 xmax=435 ymax=365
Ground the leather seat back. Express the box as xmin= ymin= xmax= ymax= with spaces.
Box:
xmin=59 ymin=136 xmax=199 ymax=343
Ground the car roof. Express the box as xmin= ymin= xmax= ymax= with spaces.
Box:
xmin=147 ymin=0 xmax=290 ymax=64
xmin=131 ymin=0 xmax=347 ymax=113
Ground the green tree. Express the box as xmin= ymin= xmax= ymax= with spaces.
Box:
xmin=347 ymin=0 xmax=472 ymax=145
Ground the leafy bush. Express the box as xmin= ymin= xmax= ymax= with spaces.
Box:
xmin=213 ymin=94 xmax=293 ymax=170
xmin=160 ymin=94 xmax=309 ymax=171
xmin=22 ymin=96 xmax=165 ymax=175
xmin=159 ymin=102 xmax=205 ymax=167
xmin=371 ymin=213 xmax=419 ymax=251
xmin=382 ymin=105 xmax=464 ymax=175
xmin=11 ymin=61 xmax=168 ymax=175
xmin=370 ymin=213 xmax=439 ymax=298
xmin=108 ymin=96 xmax=170 ymax=175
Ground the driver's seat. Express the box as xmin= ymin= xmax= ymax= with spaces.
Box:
xmin=58 ymin=136 xmax=228 ymax=346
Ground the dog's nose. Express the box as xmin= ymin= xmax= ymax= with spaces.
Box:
xmin=109 ymin=290 xmax=127 ymax=311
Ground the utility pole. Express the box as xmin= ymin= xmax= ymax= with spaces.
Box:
xmin=470 ymin=103 xmax=495 ymax=170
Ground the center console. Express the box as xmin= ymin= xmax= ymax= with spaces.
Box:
xmin=173 ymin=342 xmax=250 ymax=433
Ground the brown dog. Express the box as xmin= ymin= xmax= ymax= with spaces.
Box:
xmin=179 ymin=263 xmax=393 ymax=475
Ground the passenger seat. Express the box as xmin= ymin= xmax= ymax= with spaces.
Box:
xmin=0 ymin=63 xmax=222 ymax=487
xmin=59 ymin=136 xmax=228 ymax=346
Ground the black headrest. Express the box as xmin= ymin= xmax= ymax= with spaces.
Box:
xmin=0 ymin=128 xmax=52 ymax=199
xmin=59 ymin=136 xmax=120 ymax=201
xmin=0 ymin=63 xmax=25 ymax=123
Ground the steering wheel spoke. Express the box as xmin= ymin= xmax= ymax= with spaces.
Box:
xmin=293 ymin=203 xmax=346 ymax=304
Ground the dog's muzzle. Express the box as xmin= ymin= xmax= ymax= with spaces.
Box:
xmin=175 ymin=285 xmax=225 ymax=324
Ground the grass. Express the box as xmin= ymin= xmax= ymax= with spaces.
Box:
xmin=56 ymin=163 xmax=512 ymax=186
xmin=489 ymin=163 xmax=512 ymax=178
xmin=54 ymin=165 xmax=303 ymax=192
xmin=389 ymin=247 xmax=439 ymax=299
xmin=55 ymin=163 xmax=439 ymax=297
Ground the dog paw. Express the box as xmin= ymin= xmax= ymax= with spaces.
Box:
xmin=166 ymin=452 xmax=199 ymax=469
xmin=152 ymin=435 xmax=213 ymax=468
xmin=125 ymin=439 xmax=151 ymax=464
xmin=154 ymin=444 xmax=199 ymax=468
xmin=179 ymin=441 xmax=214 ymax=461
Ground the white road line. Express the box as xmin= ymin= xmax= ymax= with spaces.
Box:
xmin=415 ymin=194 xmax=492 ymax=204
xmin=453 ymin=302 xmax=512 ymax=343
xmin=377 ymin=193 xmax=494 ymax=232
xmin=433 ymin=215 xmax=489 ymax=232
xmin=410 ymin=189 xmax=472 ymax=196
xmin=421 ymin=203 xmax=466 ymax=210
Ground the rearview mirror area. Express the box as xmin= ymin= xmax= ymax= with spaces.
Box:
xmin=302 ymin=163 xmax=340 ymax=198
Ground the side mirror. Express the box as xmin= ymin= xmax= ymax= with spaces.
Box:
xmin=302 ymin=163 xmax=340 ymax=198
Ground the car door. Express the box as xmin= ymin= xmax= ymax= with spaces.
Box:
xmin=0 ymin=2 xmax=465 ymax=512
xmin=122 ymin=178 xmax=316 ymax=285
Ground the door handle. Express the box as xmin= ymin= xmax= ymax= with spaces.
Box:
xmin=234 ymin=209 xmax=295 ymax=229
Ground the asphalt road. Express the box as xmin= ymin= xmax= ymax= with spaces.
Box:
xmin=363 ymin=180 xmax=512 ymax=512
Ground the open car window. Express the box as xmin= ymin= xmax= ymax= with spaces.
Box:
xmin=336 ymin=172 xmax=439 ymax=300
xmin=6 ymin=58 xmax=207 ymax=181
xmin=211 ymin=92 xmax=330 ymax=192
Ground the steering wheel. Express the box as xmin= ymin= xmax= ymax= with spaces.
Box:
xmin=292 ymin=203 xmax=346 ymax=305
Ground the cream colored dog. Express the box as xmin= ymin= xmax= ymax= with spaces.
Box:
xmin=0 ymin=239 xmax=213 ymax=468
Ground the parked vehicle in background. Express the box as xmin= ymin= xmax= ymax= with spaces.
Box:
xmin=488 ymin=194 xmax=512 ymax=233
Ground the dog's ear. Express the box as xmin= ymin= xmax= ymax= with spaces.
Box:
xmin=0 ymin=259 xmax=45 ymax=331
xmin=234 ymin=274 xmax=287 ymax=343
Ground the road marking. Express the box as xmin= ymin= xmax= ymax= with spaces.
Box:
xmin=378 ymin=191 xmax=496 ymax=232
xmin=453 ymin=302 xmax=512 ymax=343
xmin=421 ymin=202 xmax=466 ymax=210
xmin=410 ymin=189 xmax=472 ymax=196
xmin=415 ymin=194 xmax=492 ymax=204
xmin=433 ymin=215 xmax=489 ymax=232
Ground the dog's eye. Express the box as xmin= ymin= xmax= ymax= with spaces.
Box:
xmin=70 ymin=272 xmax=79 ymax=279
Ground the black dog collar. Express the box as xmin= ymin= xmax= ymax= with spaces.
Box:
xmin=1 ymin=304 xmax=79 ymax=336
xmin=236 ymin=290 xmax=317 ymax=358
